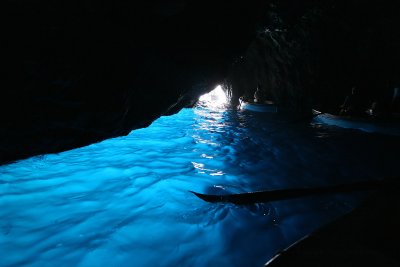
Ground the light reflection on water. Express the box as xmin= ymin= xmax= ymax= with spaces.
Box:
xmin=0 ymin=107 xmax=399 ymax=267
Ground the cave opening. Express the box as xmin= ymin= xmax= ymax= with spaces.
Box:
xmin=197 ymin=85 xmax=229 ymax=109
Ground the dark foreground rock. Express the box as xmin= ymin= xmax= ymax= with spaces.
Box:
xmin=266 ymin=178 xmax=400 ymax=267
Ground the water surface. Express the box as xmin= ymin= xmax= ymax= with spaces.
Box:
xmin=1 ymin=107 xmax=399 ymax=267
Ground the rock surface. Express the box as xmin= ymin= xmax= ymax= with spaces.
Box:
xmin=266 ymin=178 xmax=400 ymax=267
xmin=2 ymin=0 xmax=269 ymax=164
xmin=2 ymin=0 xmax=400 ymax=164
xmin=227 ymin=1 xmax=400 ymax=114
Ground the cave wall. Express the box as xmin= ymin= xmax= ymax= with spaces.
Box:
xmin=228 ymin=27 xmax=313 ymax=114
xmin=227 ymin=0 xmax=400 ymax=114
xmin=2 ymin=0 xmax=400 ymax=164
xmin=1 ymin=0 xmax=270 ymax=164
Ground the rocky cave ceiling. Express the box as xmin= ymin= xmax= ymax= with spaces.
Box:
xmin=2 ymin=0 xmax=399 ymax=164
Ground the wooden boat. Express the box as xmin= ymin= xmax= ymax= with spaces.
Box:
xmin=312 ymin=109 xmax=400 ymax=136
xmin=239 ymin=99 xmax=278 ymax=113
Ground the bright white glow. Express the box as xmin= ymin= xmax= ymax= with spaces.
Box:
xmin=198 ymin=85 xmax=228 ymax=108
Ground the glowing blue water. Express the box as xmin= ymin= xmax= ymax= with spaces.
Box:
xmin=1 ymin=107 xmax=399 ymax=267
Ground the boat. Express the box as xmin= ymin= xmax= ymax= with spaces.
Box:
xmin=239 ymin=98 xmax=278 ymax=113
xmin=312 ymin=109 xmax=400 ymax=136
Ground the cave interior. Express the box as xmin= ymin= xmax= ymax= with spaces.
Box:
xmin=2 ymin=0 xmax=400 ymax=265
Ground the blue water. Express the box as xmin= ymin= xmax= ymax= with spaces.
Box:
xmin=1 ymin=106 xmax=399 ymax=267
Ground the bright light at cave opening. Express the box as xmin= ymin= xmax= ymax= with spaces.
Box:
xmin=198 ymin=85 xmax=228 ymax=108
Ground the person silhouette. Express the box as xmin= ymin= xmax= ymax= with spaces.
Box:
xmin=339 ymin=87 xmax=362 ymax=116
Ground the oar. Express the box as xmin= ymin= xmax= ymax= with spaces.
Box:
xmin=189 ymin=179 xmax=385 ymax=205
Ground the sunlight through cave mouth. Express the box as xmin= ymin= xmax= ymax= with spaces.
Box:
xmin=197 ymin=85 xmax=229 ymax=109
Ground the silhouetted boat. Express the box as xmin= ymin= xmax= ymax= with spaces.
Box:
xmin=312 ymin=109 xmax=400 ymax=136
xmin=239 ymin=99 xmax=278 ymax=113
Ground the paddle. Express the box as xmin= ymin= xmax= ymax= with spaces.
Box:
xmin=189 ymin=179 xmax=386 ymax=205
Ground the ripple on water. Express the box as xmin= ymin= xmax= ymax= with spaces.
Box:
xmin=1 ymin=107 xmax=400 ymax=267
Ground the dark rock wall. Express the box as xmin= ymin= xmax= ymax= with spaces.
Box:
xmin=2 ymin=0 xmax=400 ymax=164
xmin=2 ymin=0 xmax=269 ymax=164
xmin=227 ymin=0 xmax=400 ymax=114
xmin=228 ymin=28 xmax=313 ymax=114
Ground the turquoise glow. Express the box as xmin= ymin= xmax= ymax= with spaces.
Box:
xmin=1 ymin=107 xmax=399 ymax=266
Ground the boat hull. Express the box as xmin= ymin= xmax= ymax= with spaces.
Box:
xmin=239 ymin=100 xmax=278 ymax=113
xmin=312 ymin=109 xmax=400 ymax=136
